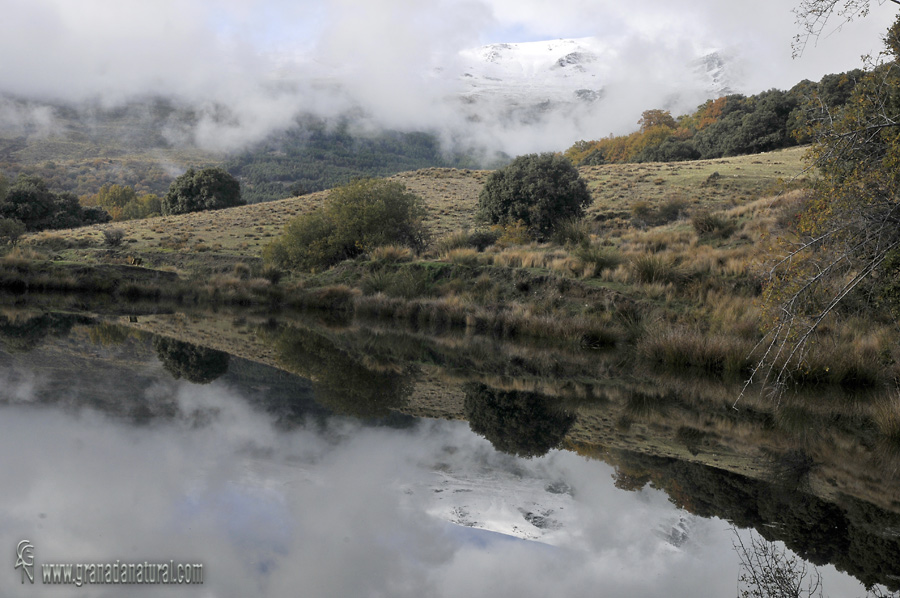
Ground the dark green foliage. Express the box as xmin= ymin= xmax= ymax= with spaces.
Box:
xmin=736 ymin=89 xmax=799 ymax=154
xmin=153 ymin=337 xmax=230 ymax=384
xmin=691 ymin=95 xmax=757 ymax=158
xmin=264 ymin=178 xmax=428 ymax=272
xmin=569 ymin=69 xmax=867 ymax=166
xmin=815 ymin=69 xmax=866 ymax=108
xmin=477 ymin=153 xmax=592 ymax=240
xmin=580 ymin=148 xmax=606 ymax=165
xmin=1 ymin=176 xmax=62 ymax=230
xmin=0 ymin=217 xmax=25 ymax=245
xmin=466 ymin=229 xmax=502 ymax=251
xmin=463 ymin=383 xmax=575 ymax=458
xmin=80 ymin=205 xmax=113 ymax=226
xmin=0 ymin=175 xmax=110 ymax=231
xmin=162 ymin=167 xmax=243 ymax=215
xmin=225 ymin=116 xmax=485 ymax=204
xmin=636 ymin=137 xmax=700 ymax=162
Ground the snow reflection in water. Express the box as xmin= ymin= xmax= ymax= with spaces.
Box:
xmin=0 ymin=375 xmax=870 ymax=598
xmin=0 ymin=315 xmax=888 ymax=598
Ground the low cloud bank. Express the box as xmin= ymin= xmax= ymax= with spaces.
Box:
xmin=0 ymin=0 xmax=891 ymax=157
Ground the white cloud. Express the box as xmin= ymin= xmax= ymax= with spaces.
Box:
xmin=0 ymin=0 xmax=895 ymax=153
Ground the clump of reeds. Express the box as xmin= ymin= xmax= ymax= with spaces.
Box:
xmin=442 ymin=248 xmax=481 ymax=267
xmin=434 ymin=229 xmax=499 ymax=254
xmin=638 ymin=326 xmax=756 ymax=377
xmin=573 ymin=244 xmax=622 ymax=276
xmin=371 ymin=245 xmax=414 ymax=264
xmin=0 ymin=246 xmax=42 ymax=269
xmin=630 ymin=253 xmax=682 ymax=285
xmin=551 ymin=217 xmax=592 ymax=246
xmin=691 ymin=211 xmax=735 ymax=239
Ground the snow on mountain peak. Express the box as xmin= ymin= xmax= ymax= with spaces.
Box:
xmin=450 ymin=36 xmax=738 ymax=143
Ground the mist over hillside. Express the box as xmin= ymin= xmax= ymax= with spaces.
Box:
xmin=0 ymin=0 xmax=886 ymax=206
xmin=0 ymin=36 xmax=736 ymax=158
xmin=0 ymin=0 xmax=890 ymax=168
xmin=0 ymin=33 xmax=746 ymax=205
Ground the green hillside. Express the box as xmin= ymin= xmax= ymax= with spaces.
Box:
xmin=0 ymin=98 xmax=492 ymax=203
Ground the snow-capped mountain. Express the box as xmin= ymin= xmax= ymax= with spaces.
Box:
xmin=395 ymin=448 xmax=698 ymax=550
xmin=457 ymin=38 xmax=616 ymax=107
xmin=447 ymin=37 xmax=738 ymax=136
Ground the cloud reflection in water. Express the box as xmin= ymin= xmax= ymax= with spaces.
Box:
xmin=0 ymin=378 xmax=867 ymax=598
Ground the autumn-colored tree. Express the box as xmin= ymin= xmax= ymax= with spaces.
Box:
xmin=564 ymin=139 xmax=604 ymax=165
xmin=81 ymin=184 xmax=162 ymax=221
xmin=121 ymin=193 xmax=162 ymax=220
xmin=695 ymin=97 xmax=728 ymax=131
xmin=95 ymin=184 xmax=137 ymax=209
xmin=638 ymin=109 xmax=676 ymax=133
xmin=81 ymin=184 xmax=137 ymax=221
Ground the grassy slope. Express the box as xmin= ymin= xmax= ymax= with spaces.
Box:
xmin=29 ymin=145 xmax=889 ymax=398
xmin=12 ymin=144 xmax=900 ymax=517
xmin=20 ymin=147 xmax=806 ymax=271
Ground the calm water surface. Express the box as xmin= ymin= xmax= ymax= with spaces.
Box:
xmin=0 ymin=310 xmax=895 ymax=597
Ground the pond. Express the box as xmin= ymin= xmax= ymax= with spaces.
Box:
xmin=0 ymin=305 xmax=897 ymax=597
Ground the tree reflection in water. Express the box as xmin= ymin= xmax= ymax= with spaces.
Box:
xmin=463 ymin=383 xmax=575 ymax=458
xmin=733 ymin=527 xmax=900 ymax=598
xmin=734 ymin=527 xmax=823 ymax=598
xmin=153 ymin=336 xmax=230 ymax=384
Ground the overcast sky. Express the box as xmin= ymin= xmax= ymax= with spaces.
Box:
xmin=0 ymin=0 xmax=897 ymax=152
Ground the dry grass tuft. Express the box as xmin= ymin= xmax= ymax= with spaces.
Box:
xmin=371 ymin=245 xmax=414 ymax=264
xmin=442 ymin=247 xmax=482 ymax=267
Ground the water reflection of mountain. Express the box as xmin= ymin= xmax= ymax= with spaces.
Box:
xmin=2 ymin=307 xmax=900 ymax=591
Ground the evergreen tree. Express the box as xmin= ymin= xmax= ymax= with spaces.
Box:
xmin=477 ymin=153 xmax=592 ymax=240
xmin=162 ymin=167 xmax=243 ymax=215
